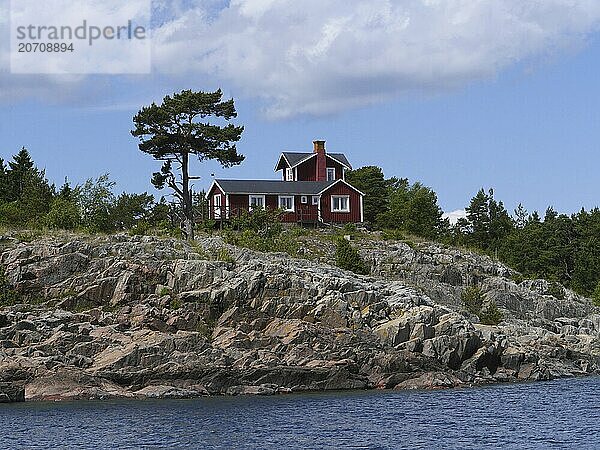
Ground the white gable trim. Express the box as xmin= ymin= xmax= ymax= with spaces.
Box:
xmin=274 ymin=153 xmax=292 ymax=171
xmin=317 ymin=179 xmax=365 ymax=196
xmin=206 ymin=179 xmax=226 ymax=198
xmin=275 ymin=152 xmax=316 ymax=171
xmin=290 ymin=153 xmax=316 ymax=169
xmin=327 ymin=154 xmax=351 ymax=170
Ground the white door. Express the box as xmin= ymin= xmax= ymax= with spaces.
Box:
xmin=213 ymin=194 xmax=222 ymax=219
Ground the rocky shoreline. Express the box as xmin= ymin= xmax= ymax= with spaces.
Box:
xmin=0 ymin=232 xmax=599 ymax=402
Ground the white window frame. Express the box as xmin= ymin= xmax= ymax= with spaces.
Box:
xmin=286 ymin=167 xmax=294 ymax=181
xmin=312 ymin=196 xmax=319 ymax=205
xmin=213 ymin=194 xmax=222 ymax=218
xmin=278 ymin=195 xmax=295 ymax=212
xmin=301 ymin=195 xmax=308 ymax=204
xmin=326 ymin=167 xmax=335 ymax=181
xmin=331 ymin=195 xmax=350 ymax=213
xmin=249 ymin=194 xmax=265 ymax=210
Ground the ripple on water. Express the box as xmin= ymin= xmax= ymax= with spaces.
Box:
xmin=1 ymin=377 xmax=599 ymax=449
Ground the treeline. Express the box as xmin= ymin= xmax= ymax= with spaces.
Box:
xmin=3 ymin=150 xmax=600 ymax=300
xmin=0 ymin=148 xmax=180 ymax=234
xmin=347 ymin=166 xmax=600 ymax=300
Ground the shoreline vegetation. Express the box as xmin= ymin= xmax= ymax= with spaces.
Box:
xmin=1 ymin=147 xmax=600 ymax=401
xmin=2 ymin=147 xmax=600 ymax=304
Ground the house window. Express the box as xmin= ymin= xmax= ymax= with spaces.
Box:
xmin=312 ymin=196 xmax=319 ymax=205
xmin=249 ymin=195 xmax=265 ymax=210
xmin=331 ymin=195 xmax=350 ymax=213
xmin=278 ymin=195 xmax=294 ymax=212
xmin=326 ymin=167 xmax=335 ymax=181
xmin=213 ymin=194 xmax=222 ymax=218
xmin=286 ymin=168 xmax=294 ymax=181
xmin=301 ymin=196 xmax=308 ymax=204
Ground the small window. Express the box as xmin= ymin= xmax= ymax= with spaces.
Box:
xmin=286 ymin=168 xmax=294 ymax=181
xmin=326 ymin=167 xmax=335 ymax=181
xmin=213 ymin=194 xmax=222 ymax=218
xmin=301 ymin=196 xmax=308 ymax=204
xmin=312 ymin=196 xmax=319 ymax=205
xmin=331 ymin=195 xmax=350 ymax=213
xmin=249 ymin=195 xmax=265 ymax=210
xmin=278 ymin=195 xmax=294 ymax=212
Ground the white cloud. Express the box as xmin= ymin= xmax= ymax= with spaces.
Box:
xmin=3 ymin=1 xmax=600 ymax=116
xmin=151 ymin=0 xmax=600 ymax=118
xmin=443 ymin=209 xmax=467 ymax=225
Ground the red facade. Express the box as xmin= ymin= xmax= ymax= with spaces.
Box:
xmin=320 ymin=182 xmax=363 ymax=223
xmin=207 ymin=140 xmax=364 ymax=224
xmin=280 ymin=154 xmax=345 ymax=182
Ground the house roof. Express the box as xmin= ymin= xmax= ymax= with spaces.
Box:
xmin=275 ymin=152 xmax=352 ymax=171
xmin=213 ymin=179 xmax=337 ymax=195
xmin=210 ymin=178 xmax=365 ymax=196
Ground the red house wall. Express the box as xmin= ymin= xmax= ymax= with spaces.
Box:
xmin=207 ymin=184 xmax=225 ymax=219
xmin=296 ymin=157 xmax=317 ymax=181
xmin=320 ymin=183 xmax=362 ymax=223
xmin=325 ymin=158 xmax=345 ymax=180
xmin=208 ymin=184 xmax=362 ymax=224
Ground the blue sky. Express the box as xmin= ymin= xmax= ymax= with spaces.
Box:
xmin=2 ymin=1 xmax=600 ymax=217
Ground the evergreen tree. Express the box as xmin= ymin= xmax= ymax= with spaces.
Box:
xmin=132 ymin=89 xmax=244 ymax=240
xmin=0 ymin=148 xmax=54 ymax=226
xmin=465 ymin=188 xmax=513 ymax=250
xmin=377 ymin=178 xmax=444 ymax=238
xmin=0 ymin=158 xmax=8 ymax=204
xmin=7 ymin=147 xmax=35 ymax=201
xmin=346 ymin=166 xmax=388 ymax=224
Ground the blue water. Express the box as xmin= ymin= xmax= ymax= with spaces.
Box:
xmin=1 ymin=377 xmax=599 ymax=449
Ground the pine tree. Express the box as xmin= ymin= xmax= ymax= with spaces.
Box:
xmin=132 ymin=89 xmax=244 ymax=240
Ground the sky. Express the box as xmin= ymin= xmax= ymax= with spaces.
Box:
xmin=2 ymin=0 xmax=600 ymax=218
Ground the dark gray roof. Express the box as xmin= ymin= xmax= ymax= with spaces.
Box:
xmin=215 ymin=179 xmax=337 ymax=195
xmin=278 ymin=152 xmax=352 ymax=170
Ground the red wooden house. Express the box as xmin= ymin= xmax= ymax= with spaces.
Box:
xmin=206 ymin=140 xmax=364 ymax=224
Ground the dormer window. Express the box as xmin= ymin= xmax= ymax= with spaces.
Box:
xmin=286 ymin=167 xmax=294 ymax=181
xmin=326 ymin=167 xmax=335 ymax=181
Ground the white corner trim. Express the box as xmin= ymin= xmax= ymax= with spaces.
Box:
xmin=360 ymin=195 xmax=364 ymax=222
xmin=225 ymin=194 xmax=230 ymax=219
xmin=317 ymin=196 xmax=322 ymax=222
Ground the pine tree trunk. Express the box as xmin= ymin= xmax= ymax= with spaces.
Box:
xmin=181 ymin=151 xmax=195 ymax=240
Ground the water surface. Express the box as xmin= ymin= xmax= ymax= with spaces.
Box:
xmin=1 ymin=377 xmax=599 ymax=449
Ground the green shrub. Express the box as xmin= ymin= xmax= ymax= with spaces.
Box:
xmin=129 ymin=220 xmax=151 ymax=236
xmin=335 ymin=237 xmax=369 ymax=275
xmin=230 ymin=208 xmax=282 ymax=237
xmin=461 ymin=286 xmax=485 ymax=315
xmin=479 ymin=301 xmax=503 ymax=325
xmin=158 ymin=286 xmax=171 ymax=297
xmin=0 ymin=202 xmax=29 ymax=227
xmin=381 ymin=229 xmax=405 ymax=241
xmin=0 ymin=267 xmax=19 ymax=307
xmin=214 ymin=246 xmax=235 ymax=263
xmin=44 ymin=197 xmax=81 ymax=230
xmin=592 ymin=282 xmax=600 ymax=307
xmin=509 ymin=273 xmax=524 ymax=284
xmin=547 ymin=281 xmax=565 ymax=300
xmin=169 ymin=297 xmax=182 ymax=310
xmin=462 ymin=286 xmax=503 ymax=325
